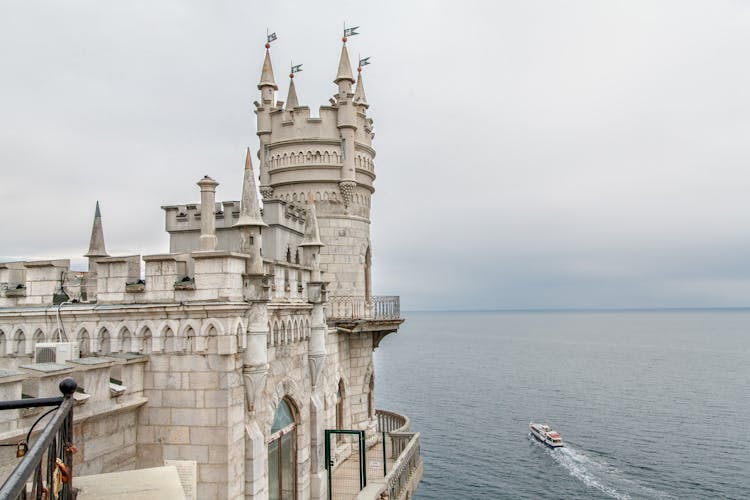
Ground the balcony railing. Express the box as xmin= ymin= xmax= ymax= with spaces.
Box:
xmin=327 ymin=296 xmax=401 ymax=321
xmin=375 ymin=409 xmax=409 ymax=434
xmin=353 ymin=410 xmax=421 ymax=500
xmin=383 ymin=432 xmax=421 ymax=500
xmin=0 ymin=378 xmax=77 ymax=500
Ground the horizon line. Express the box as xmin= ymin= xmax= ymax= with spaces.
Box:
xmin=402 ymin=306 xmax=750 ymax=314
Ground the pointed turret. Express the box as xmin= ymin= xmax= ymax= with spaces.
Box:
xmin=257 ymin=43 xmax=276 ymax=200
xmin=84 ymin=201 xmax=108 ymax=258
xmin=354 ymin=67 xmax=368 ymax=108
xmin=300 ymin=194 xmax=324 ymax=248
xmin=300 ymin=194 xmax=324 ymax=282
xmin=235 ymin=148 xmax=268 ymax=228
xmin=334 ymin=41 xmax=355 ymax=85
xmin=285 ymin=76 xmax=299 ymax=110
xmin=258 ymin=47 xmax=278 ymax=90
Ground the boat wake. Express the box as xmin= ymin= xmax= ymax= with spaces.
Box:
xmin=531 ymin=436 xmax=672 ymax=499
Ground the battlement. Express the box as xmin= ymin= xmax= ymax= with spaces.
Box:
xmin=0 ymin=260 xmax=74 ymax=307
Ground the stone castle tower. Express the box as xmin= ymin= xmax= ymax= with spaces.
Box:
xmin=256 ymin=36 xmax=375 ymax=300
xmin=0 ymin=33 xmax=418 ymax=500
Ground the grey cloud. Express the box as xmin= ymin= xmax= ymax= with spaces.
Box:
xmin=2 ymin=0 xmax=750 ymax=310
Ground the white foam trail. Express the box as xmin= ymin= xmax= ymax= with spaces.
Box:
xmin=530 ymin=435 xmax=672 ymax=499
xmin=553 ymin=446 xmax=631 ymax=499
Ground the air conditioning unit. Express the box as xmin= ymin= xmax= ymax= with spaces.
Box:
xmin=34 ymin=342 xmax=80 ymax=364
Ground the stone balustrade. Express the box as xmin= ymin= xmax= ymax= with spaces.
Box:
xmin=355 ymin=430 xmax=422 ymax=500
xmin=383 ymin=432 xmax=421 ymax=500
xmin=375 ymin=409 xmax=409 ymax=434
xmin=353 ymin=410 xmax=421 ymax=500
xmin=327 ymin=296 xmax=401 ymax=321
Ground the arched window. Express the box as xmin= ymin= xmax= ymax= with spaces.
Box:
xmin=78 ymin=329 xmax=90 ymax=357
xmin=98 ymin=328 xmax=111 ymax=355
xmin=185 ymin=326 xmax=195 ymax=353
xmin=236 ymin=323 xmax=243 ymax=351
xmin=15 ymin=330 xmax=26 ymax=356
xmin=120 ymin=328 xmax=132 ymax=353
xmin=164 ymin=327 xmax=175 ymax=353
xmin=142 ymin=328 xmax=152 ymax=354
xmin=0 ymin=330 xmax=6 ymax=355
xmin=33 ymin=329 xmax=45 ymax=346
xmin=268 ymin=398 xmax=297 ymax=500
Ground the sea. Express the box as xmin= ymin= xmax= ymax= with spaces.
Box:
xmin=373 ymin=310 xmax=750 ymax=499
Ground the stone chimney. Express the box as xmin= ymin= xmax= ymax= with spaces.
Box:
xmin=197 ymin=176 xmax=219 ymax=251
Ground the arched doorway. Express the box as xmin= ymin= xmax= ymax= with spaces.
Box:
xmin=268 ymin=398 xmax=297 ymax=500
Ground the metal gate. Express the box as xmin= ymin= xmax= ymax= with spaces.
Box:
xmin=325 ymin=429 xmax=366 ymax=500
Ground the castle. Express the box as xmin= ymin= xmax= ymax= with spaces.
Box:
xmin=0 ymin=35 xmax=421 ymax=499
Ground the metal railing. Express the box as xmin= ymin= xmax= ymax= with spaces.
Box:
xmin=0 ymin=378 xmax=77 ymax=500
xmin=327 ymin=296 xmax=401 ymax=321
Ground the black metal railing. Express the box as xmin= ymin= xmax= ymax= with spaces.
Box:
xmin=0 ymin=378 xmax=77 ymax=500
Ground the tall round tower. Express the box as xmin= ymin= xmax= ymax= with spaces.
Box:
xmin=255 ymin=38 xmax=377 ymax=299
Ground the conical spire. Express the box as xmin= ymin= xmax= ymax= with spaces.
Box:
xmin=258 ymin=48 xmax=278 ymax=90
xmin=234 ymin=148 xmax=268 ymax=228
xmin=285 ymin=76 xmax=299 ymax=109
xmin=300 ymin=194 xmax=324 ymax=248
xmin=84 ymin=201 xmax=108 ymax=257
xmin=334 ymin=42 xmax=355 ymax=84
xmin=354 ymin=68 xmax=368 ymax=107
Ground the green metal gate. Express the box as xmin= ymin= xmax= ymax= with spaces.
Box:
xmin=325 ymin=429 xmax=366 ymax=500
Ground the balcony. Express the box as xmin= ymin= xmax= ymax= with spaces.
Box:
xmin=326 ymin=297 xmax=404 ymax=347
xmin=327 ymin=296 xmax=401 ymax=321
xmin=331 ymin=409 xmax=421 ymax=500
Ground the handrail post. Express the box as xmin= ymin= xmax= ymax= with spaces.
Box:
xmin=0 ymin=377 xmax=77 ymax=500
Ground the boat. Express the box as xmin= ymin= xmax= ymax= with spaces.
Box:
xmin=529 ymin=422 xmax=564 ymax=448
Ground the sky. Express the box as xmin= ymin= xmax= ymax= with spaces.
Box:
xmin=2 ymin=1 xmax=750 ymax=311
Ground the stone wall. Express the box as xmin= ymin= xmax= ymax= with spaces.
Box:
xmin=318 ymin=217 xmax=371 ymax=298
xmin=136 ymin=351 xmax=245 ymax=499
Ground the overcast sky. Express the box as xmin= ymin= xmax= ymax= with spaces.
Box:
xmin=2 ymin=1 xmax=749 ymax=310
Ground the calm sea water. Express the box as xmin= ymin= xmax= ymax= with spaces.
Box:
xmin=373 ymin=310 xmax=750 ymax=499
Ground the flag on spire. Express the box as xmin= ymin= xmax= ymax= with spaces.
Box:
xmin=343 ymin=25 xmax=360 ymax=38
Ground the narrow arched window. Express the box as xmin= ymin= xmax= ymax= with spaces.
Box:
xmin=78 ymin=330 xmax=90 ymax=357
xmin=99 ymin=329 xmax=110 ymax=355
xmin=120 ymin=328 xmax=132 ymax=353
xmin=14 ymin=331 xmax=26 ymax=356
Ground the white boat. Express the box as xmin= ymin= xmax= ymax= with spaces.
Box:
xmin=529 ymin=422 xmax=564 ymax=448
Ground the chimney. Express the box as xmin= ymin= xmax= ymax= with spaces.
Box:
xmin=197 ymin=176 xmax=219 ymax=251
